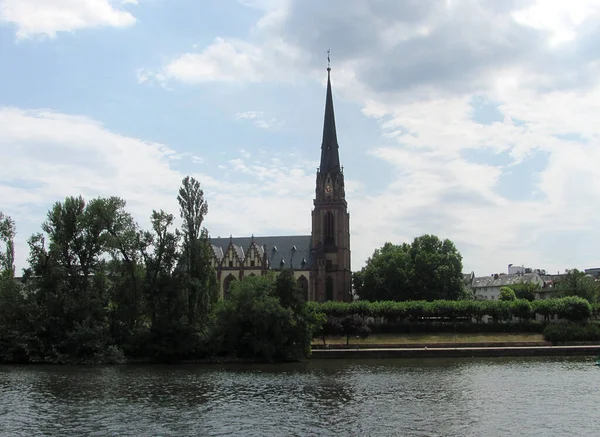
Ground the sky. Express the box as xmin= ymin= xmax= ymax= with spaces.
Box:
xmin=1 ymin=0 xmax=600 ymax=277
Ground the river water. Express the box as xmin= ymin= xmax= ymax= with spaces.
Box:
xmin=1 ymin=356 xmax=599 ymax=436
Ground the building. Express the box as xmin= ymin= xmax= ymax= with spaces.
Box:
xmin=507 ymin=264 xmax=546 ymax=275
xmin=471 ymin=273 xmax=544 ymax=300
xmin=208 ymin=66 xmax=352 ymax=302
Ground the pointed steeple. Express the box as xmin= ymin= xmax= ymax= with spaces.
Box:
xmin=319 ymin=62 xmax=340 ymax=174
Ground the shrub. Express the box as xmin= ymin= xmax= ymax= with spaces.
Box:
xmin=543 ymin=322 xmax=600 ymax=344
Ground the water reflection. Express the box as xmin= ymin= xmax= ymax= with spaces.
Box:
xmin=0 ymin=357 xmax=599 ymax=436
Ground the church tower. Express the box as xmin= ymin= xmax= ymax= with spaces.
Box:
xmin=310 ymin=63 xmax=352 ymax=302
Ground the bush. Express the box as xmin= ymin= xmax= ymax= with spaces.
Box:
xmin=543 ymin=322 xmax=600 ymax=344
xmin=210 ymin=274 xmax=316 ymax=361
xmin=368 ymin=321 xmax=545 ymax=335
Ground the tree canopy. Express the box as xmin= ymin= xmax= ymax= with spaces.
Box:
xmin=354 ymin=234 xmax=464 ymax=302
xmin=552 ymin=269 xmax=599 ymax=303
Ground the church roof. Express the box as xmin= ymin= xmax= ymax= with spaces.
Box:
xmin=319 ymin=67 xmax=340 ymax=173
xmin=209 ymin=235 xmax=313 ymax=269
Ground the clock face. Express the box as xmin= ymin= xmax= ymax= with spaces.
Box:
xmin=325 ymin=184 xmax=333 ymax=195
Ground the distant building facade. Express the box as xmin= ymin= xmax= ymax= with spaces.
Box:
xmin=471 ymin=273 xmax=544 ymax=301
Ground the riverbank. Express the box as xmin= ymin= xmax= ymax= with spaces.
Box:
xmin=311 ymin=344 xmax=600 ymax=359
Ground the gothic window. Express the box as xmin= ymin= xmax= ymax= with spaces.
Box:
xmin=297 ymin=275 xmax=309 ymax=301
xmin=324 ymin=211 xmax=335 ymax=245
xmin=223 ymin=273 xmax=236 ymax=299
xmin=326 ymin=276 xmax=334 ymax=301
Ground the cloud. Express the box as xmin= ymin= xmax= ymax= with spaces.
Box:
xmin=0 ymin=106 xmax=333 ymax=274
xmin=131 ymin=0 xmax=600 ymax=273
xmin=234 ymin=111 xmax=284 ymax=130
xmin=0 ymin=0 xmax=139 ymax=39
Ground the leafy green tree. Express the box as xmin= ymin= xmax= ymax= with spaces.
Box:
xmin=553 ymin=269 xmax=599 ymax=303
xmin=355 ymin=235 xmax=464 ymax=302
xmin=510 ymin=282 xmax=539 ymax=301
xmin=176 ymin=176 xmax=218 ymax=327
xmin=211 ymin=273 xmax=316 ymax=361
xmin=0 ymin=212 xmax=15 ymax=278
xmin=499 ymin=287 xmax=517 ymax=301
xmin=24 ymin=196 xmax=116 ymax=363
xmin=90 ymin=197 xmax=145 ymax=348
xmin=340 ymin=314 xmax=370 ymax=345
xmin=138 ymin=210 xmax=182 ymax=327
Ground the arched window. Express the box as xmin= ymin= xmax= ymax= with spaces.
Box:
xmin=324 ymin=211 xmax=335 ymax=245
xmin=223 ymin=273 xmax=236 ymax=299
xmin=326 ymin=276 xmax=334 ymax=301
xmin=297 ymin=275 xmax=309 ymax=301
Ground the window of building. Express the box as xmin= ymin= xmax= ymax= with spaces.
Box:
xmin=297 ymin=276 xmax=309 ymax=301
xmin=229 ymin=260 xmax=233 ymax=267
xmin=250 ymin=260 xmax=255 ymax=267
xmin=326 ymin=276 xmax=334 ymax=301
xmin=326 ymin=259 xmax=333 ymax=270
xmin=324 ymin=211 xmax=335 ymax=245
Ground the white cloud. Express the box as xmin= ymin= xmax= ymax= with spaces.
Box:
xmin=0 ymin=106 xmax=329 ymax=274
xmin=235 ymin=110 xmax=284 ymax=130
xmin=0 ymin=0 xmax=138 ymax=39
xmin=135 ymin=0 xmax=600 ymax=273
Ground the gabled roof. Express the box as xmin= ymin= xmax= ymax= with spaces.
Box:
xmin=472 ymin=273 xmax=542 ymax=288
xmin=209 ymin=235 xmax=313 ymax=269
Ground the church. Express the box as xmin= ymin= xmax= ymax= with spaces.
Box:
xmin=208 ymin=66 xmax=352 ymax=302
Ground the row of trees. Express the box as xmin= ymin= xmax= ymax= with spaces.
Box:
xmin=308 ymin=297 xmax=597 ymax=323
xmin=0 ymin=177 xmax=316 ymax=363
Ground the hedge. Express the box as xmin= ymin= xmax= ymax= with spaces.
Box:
xmin=543 ymin=322 xmax=600 ymax=344
xmin=307 ymin=296 xmax=593 ymax=324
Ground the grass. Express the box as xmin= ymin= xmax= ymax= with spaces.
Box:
xmin=312 ymin=332 xmax=545 ymax=346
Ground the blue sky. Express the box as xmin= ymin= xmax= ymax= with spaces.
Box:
xmin=2 ymin=0 xmax=600 ymax=277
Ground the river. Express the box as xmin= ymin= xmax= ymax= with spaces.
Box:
xmin=1 ymin=356 xmax=599 ymax=436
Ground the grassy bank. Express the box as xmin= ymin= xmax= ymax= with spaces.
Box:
xmin=312 ymin=332 xmax=545 ymax=346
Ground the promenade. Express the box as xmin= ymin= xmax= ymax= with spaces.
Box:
xmin=311 ymin=344 xmax=600 ymax=359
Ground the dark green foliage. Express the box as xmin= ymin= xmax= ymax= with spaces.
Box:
xmin=210 ymin=273 xmax=317 ymax=361
xmin=510 ymin=282 xmax=538 ymax=301
xmin=550 ymin=269 xmax=599 ymax=303
xmin=308 ymin=296 xmax=593 ymax=324
xmin=0 ymin=178 xmax=223 ymax=364
xmin=368 ymin=321 xmax=545 ymax=335
xmin=340 ymin=314 xmax=370 ymax=345
xmin=499 ymin=287 xmax=517 ymax=301
xmin=354 ymin=235 xmax=464 ymax=302
xmin=543 ymin=322 xmax=600 ymax=344
xmin=0 ymin=212 xmax=15 ymax=278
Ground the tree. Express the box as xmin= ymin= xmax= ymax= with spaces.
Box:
xmin=176 ymin=176 xmax=218 ymax=327
xmin=210 ymin=273 xmax=317 ymax=361
xmin=553 ymin=269 xmax=599 ymax=303
xmin=0 ymin=212 xmax=15 ymax=278
xmin=499 ymin=287 xmax=517 ymax=301
xmin=510 ymin=282 xmax=539 ymax=301
xmin=355 ymin=235 xmax=464 ymax=302
xmin=23 ymin=196 xmax=119 ymax=363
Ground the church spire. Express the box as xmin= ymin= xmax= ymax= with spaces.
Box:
xmin=319 ymin=51 xmax=340 ymax=174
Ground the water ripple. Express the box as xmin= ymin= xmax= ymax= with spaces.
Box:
xmin=0 ymin=357 xmax=599 ymax=436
